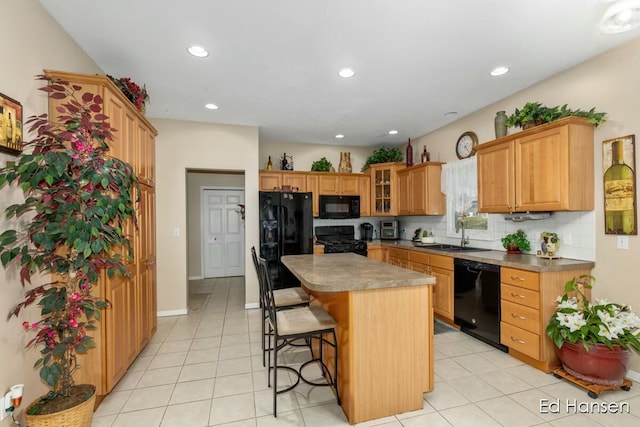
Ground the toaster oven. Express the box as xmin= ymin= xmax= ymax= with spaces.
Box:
xmin=380 ymin=220 xmax=400 ymax=240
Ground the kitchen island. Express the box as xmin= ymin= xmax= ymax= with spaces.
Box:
xmin=281 ymin=253 xmax=436 ymax=424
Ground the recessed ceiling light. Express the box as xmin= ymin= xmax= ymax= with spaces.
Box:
xmin=335 ymin=134 xmax=345 ymax=139
xmin=600 ymin=0 xmax=640 ymax=33
xmin=490 ymin=66 xmax=510 ymax=76
xmin=188 ymin=45 xmax=209 ymax=58
xmin=205 ymin=103 xmax=218 ymax=110
xmin=444 ymin=111 xmax=458 ymax=117
xmin=388 ymin=130 xmax=398 ymax=135
xmin=338 ymin=68 xmax=356 ymax=78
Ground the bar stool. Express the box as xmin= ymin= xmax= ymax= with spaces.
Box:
xmin=258 ymin=256 xmax=339 ymax=417
xmin=251 ymin=247 xmax=310 ymax=366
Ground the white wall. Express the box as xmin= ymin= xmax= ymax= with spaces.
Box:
xmin=0 ymin=0 xmax=102 ymax=421
xmin=411 ymin=36 xmax=640 ymax=372
xmin=152 ymin=119 xmax=259 ymax=314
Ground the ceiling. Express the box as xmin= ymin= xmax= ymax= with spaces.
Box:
xmin=39 ymin=0 xmax=640 ymax=147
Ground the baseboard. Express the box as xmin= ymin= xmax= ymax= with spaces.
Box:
xmin=157 ymin=309 xmax=189 ymax=317
xmin=244 ymin=302 xmax=260 ymax=310
xmin=188 ymin=275 xmax=204 ymax=281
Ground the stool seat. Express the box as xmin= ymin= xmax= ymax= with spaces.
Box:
xmin=274 ymin=287 xmax=310 ymax=308
xmin=276 ymin=305 xmax=336 ymax=336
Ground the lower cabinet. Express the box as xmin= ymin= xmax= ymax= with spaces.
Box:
xmin=499 ymin=266 xmax=591 ymax=372
xmin=393 ymin=249 xmax=454 ymax=323
xmin=427 ymin=254 xmax=454 ymax=321
xmin=388 ymin=247 xmax=410 ymax=268
xmin=366 ymin=244 xmax=385 ymax=261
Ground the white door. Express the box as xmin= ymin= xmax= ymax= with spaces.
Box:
xmin=203 ymin=189 xmax=245 ymax=278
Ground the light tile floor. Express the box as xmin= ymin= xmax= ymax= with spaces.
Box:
xmin=91 ymin=277 xmax=640 ymax=426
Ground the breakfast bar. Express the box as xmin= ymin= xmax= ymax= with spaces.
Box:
xmin=281 ymin=253 xmax=436 ymax=424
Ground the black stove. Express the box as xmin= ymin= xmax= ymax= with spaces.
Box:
xmin=315 ymin=225 xmax=367 ymax=256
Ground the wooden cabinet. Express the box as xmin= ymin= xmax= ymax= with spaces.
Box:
xmin=387 ymin=247 xmax=410 ymax=269
xmin=499 ymin=266 xmax=591 ymax=372
xmin=369 ymin=163 xmax=403 ymax=216
xmin=45 ymin=70 xmax=157 ymax=395
xmin=397 ymin=163 xmax=445 ymax=216
xmin=366 ymin=244 xmax=385 ymax=261
xmin=428 ymin=254 xmax=454 ymax=321
xmin=477 ymin=117 xmax=594 ymax=213
xmin=259 ymin=171 xmax=282 ymax=191
xmin=306 ymin=174 xmax=320 ymax=217
xmin=259 ymin=170 xmax=371 ymax=217
xmin=359 ymin=175 xmax=371 ymax=217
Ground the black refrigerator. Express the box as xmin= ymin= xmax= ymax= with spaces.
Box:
xmin=259 ymin=191 xmax=313 ymax=289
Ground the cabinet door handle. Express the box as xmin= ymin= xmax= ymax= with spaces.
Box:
xmin=511 ymin=313 xmax=526 ymax=320
xmin=510 ymin=292 xmax=525 ymax=299
xmin=510 ymin=276 xmax=525 ymax=281
xmin=510 ymin=336 xmax=526 ymax=344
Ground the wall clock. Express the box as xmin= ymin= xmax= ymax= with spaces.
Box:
xmin=455 ymin=131 xmax=478 ymax=160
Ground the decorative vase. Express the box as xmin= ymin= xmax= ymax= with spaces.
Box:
xmin=338 ymin=152 xmax=352 ymax=172
xmin=494 ymin=111 xmax=508 ymax=138
xmin=558 ymin=341 xmax=630 ymax=386
xmin=25 ymin=385 xmax=96 ymax=427
xmin=406 ymin=138 xmax=413 ymax=167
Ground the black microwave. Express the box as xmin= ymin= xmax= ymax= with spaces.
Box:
xmin=319 ymin=195 xmax=360 ymax=219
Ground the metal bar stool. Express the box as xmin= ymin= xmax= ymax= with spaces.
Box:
xmin=258 ymin=256 xmax=339 ymax=417
xmin=251 ymin=247 xmax=310 ymax=366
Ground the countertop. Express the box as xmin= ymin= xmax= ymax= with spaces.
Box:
xmin=281 ymin=253 xmax=436 ymax=292
xmin=367 ymin=240 xmax=595 ymax=272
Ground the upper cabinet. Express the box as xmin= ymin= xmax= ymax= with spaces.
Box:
xmin=397 ymin=162 xmax=446 ymax=216
xmin=477 ymin=117 xmax=594 ymax=213
xmin=369 ymin=162 xmax=403 ymax=216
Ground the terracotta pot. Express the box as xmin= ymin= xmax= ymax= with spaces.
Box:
xmin=505 ymin=243 xmax=521 ymax=254
xmin=558 ymin=341 xmax=630 ymax=386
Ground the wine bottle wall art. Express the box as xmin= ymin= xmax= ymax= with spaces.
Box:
xmin=603 ymin=135 xmax=637 ymax=235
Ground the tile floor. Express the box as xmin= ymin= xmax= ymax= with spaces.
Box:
xmin=91 ymin=277 xmax=640 ymax=426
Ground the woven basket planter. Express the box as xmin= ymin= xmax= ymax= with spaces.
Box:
xmin=25 ymin=385 xmax=96 ymax=427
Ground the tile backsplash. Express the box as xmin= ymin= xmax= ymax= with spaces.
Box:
xmin=396 ymin=211 xmax=595 ymax=261
xmin=314 ymin=211 xmax=595 ymax=261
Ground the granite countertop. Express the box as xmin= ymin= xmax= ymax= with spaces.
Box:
xmin=368 ymin=240 xmax=595 ymax=272
xmin=281 ymin=253 xmax=436 ymax=292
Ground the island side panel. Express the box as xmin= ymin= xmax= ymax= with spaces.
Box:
xmin=350 ymin=285 xmax=432 ymax=423
xmin=307 ymin=284 xmax=433 ymax=424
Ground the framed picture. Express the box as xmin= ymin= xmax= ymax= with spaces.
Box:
xmin=603 ymin=135 xmax=637 ymax=235
xmin=0 ymin=92 xmax=23 ymax=155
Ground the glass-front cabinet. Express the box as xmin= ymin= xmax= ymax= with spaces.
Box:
xmin=369 ymin=162 xmax=403 ymax=216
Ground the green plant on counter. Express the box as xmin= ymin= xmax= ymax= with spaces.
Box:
xmin=311 ymin=157 xmax=332 ymax=172
xmin=505 ymin=102 xmax=606 ymax=129
xmin=501 ymin=229 xmax=531 ymax=252
xmin=361 ymin=147 xmax=403 ymax=171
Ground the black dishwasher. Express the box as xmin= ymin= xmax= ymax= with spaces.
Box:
xmin=454 ymin=258 xmax=508 ymax=352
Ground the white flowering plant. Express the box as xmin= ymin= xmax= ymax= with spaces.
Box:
xmin=546 ymin=275 xmax=640 ymax=354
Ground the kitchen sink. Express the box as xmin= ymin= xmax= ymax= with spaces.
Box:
xmin=412 ymin=242 xmax=492 ymax=252
xmin=429 ymin=244 xmax=491 ymax=252
xmin=440 ymin=246 xmax=492 ymax=252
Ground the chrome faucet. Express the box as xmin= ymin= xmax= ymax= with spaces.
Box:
xmin=455 ymin=217 xmax=470 ymax=247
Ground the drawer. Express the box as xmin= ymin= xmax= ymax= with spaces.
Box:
xmin=501 ymin=300 xmax=540 ymax=334
xmin=429 ymin=253 xmax=453 ymax=270
xmin=501 ymin=283 xmax=539 ymax=309
xmin=410 ymin=261 xmax=429 ymax=274
xmin=501 ymin=322 xmax=541 ymax=360
xmin=410 ymin=250 xmax=429 ymax=265
xmin=388 ymin=247 xmax=410 ymax=260
xmin=501 ymin=267 xmax=539 ymax=291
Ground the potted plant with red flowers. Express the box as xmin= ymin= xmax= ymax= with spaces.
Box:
xmin=0 ymin=75 xmax=138 ymax=426
xmin=107 ymin=75 xmax=149 ymax=113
